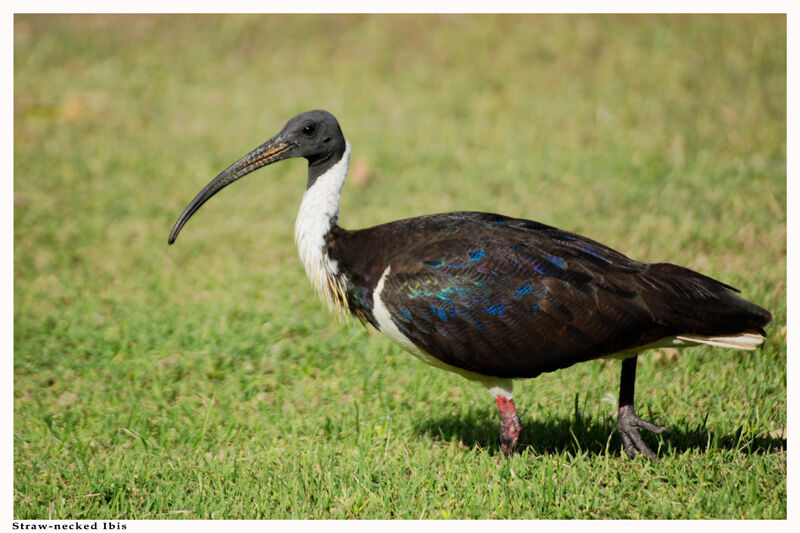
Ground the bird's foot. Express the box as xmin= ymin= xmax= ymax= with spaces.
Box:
xmin=617 ymin=404 xmax=666 ymax=460
xmin=496 ymin=397 xmax=522 ymax=458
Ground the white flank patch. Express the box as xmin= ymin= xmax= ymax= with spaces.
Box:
xmin=294 ymin=141 xmax=352 ymax=317
xmin=373 ymin=266 xmax=514 ymax=399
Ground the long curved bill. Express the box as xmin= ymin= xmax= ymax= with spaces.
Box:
xmin=168 ymin=136 xmax=293 ymax=244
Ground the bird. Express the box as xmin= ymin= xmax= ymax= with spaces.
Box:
xmin=169 ymin=109 xmax=772 ymax=460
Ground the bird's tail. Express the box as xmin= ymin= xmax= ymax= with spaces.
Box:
xmin=642 ymin=262 xmax=772 ymax=346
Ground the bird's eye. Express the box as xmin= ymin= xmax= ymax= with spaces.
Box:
xmin=302 ymin=124 xmax=316 ymax=136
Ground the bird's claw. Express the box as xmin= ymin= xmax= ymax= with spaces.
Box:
xmin=617 ymin=404 xmax=666 ymax=460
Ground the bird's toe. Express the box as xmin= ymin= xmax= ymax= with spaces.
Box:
xmin=617 ymin=404 xmax=666 ymax=460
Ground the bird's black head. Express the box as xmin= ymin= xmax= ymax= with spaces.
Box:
xmin=168 ymin=109 xmax=346 ymax=244
xmin=279 ymin=110 xmax=346 ymax=180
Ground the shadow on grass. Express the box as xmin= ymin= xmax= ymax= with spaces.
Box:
xmin=414 ymin=406 xmax=786 ymax=458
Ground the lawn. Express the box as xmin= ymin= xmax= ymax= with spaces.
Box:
xmin=13 ymin=14 xmax=786 ymax=519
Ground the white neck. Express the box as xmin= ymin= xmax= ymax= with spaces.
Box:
xmin=294 ymin=140 xmax=351 ymax=316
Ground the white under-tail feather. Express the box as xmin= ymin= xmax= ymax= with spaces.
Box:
xmin=608 ymin=331 xmax=765 ymax=359
xmin=675 ymin=332 xmax=765 ymax=350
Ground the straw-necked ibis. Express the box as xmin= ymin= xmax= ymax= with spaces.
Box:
xmin=169 ymin=110 xmax=772 ymax=459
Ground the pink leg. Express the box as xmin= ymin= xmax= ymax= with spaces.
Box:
xmin=496 ymin=396 xmax=522 ymax=457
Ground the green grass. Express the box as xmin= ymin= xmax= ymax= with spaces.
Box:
xmin=14 ymin=14 xmax=785 ymax=519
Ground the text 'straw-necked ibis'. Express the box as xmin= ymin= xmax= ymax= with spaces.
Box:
xmin=169 ymin=110 xmax=772 ymax=459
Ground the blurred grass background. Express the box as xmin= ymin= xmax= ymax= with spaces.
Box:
xmin=14 ymin=14 xmax=785 ymax=519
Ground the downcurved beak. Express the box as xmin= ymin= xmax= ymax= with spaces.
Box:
xmin=168 ymin=136 xmax=293 ymax=244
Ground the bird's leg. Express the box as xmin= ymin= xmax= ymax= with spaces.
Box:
xmin=617 ymin=356 xmax=666 ymax=460
xmin=495 ymin=396 xmax=522 ymax=458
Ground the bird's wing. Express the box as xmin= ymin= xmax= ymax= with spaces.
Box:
xmin=378 ymin=218 xmax=662 ymax=378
